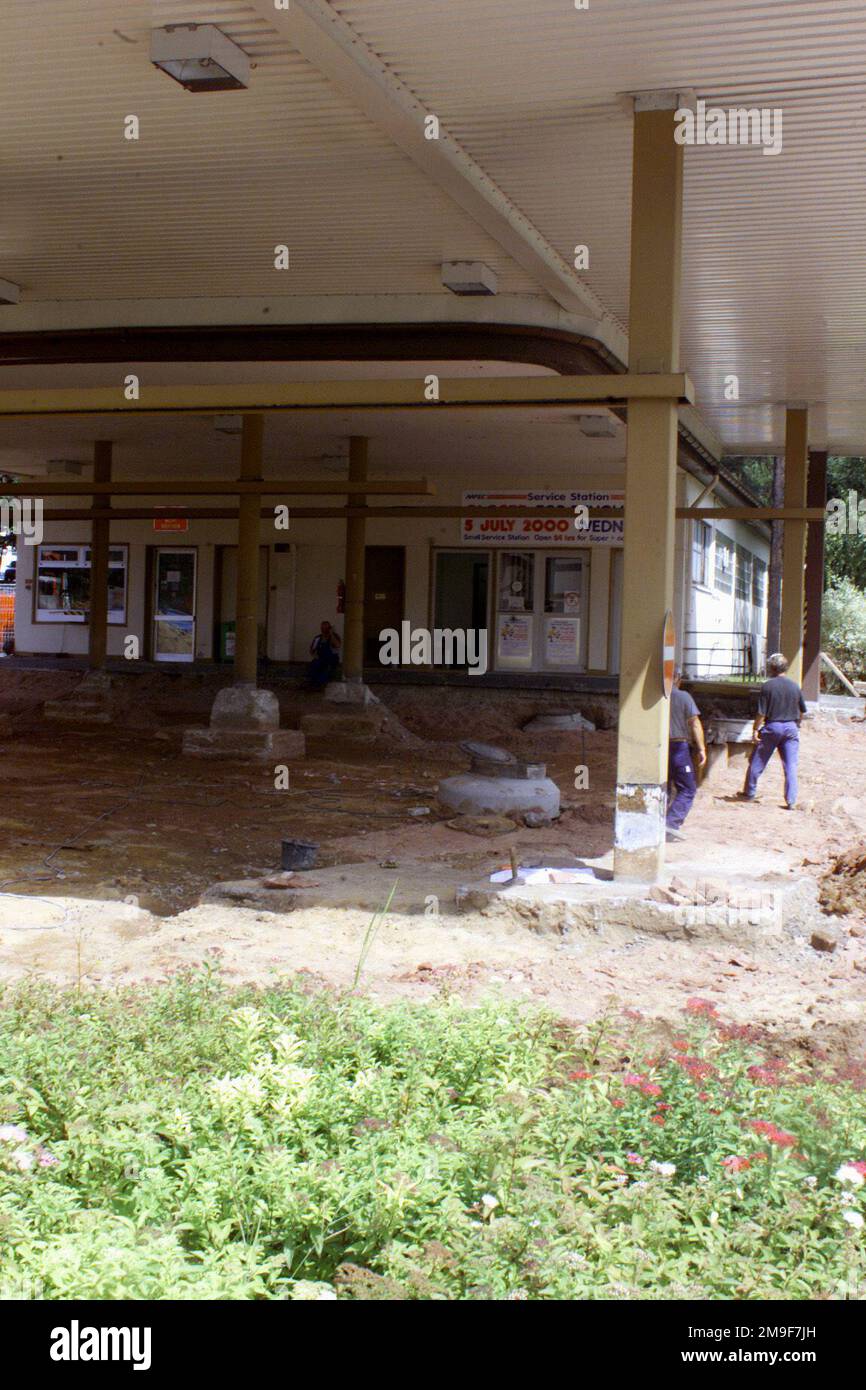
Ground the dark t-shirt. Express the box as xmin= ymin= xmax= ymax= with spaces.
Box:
xmin=757 ymin=674 xmax=806 ymax=724
xmin=670 ymin=686 xmax=700 ymax=741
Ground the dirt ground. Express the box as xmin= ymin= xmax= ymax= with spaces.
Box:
xmin=0 ymin=667 xmax=864 ymax=1054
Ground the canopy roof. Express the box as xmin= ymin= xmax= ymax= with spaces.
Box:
xmin=1 ymin=0 xmax=863 ymax=454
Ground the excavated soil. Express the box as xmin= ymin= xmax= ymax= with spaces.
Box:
xmin=0 ymin=667 xmax=864 ymax=1055
xmin=820 ymin=843 xmax=866 ymax=917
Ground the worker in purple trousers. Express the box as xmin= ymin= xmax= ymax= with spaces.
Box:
xmin=742 ymin=652 xmax=807 ymax=809
xmin=666 ymin=669 xmax=707 ymax=841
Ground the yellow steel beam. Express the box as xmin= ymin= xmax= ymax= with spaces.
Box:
xmin=0 ymin=374 xmax=694 ymax=417
xmin=614 ymin=99 xmax=684 ymax=884
xmin=0 ymin=478 xmax=434 ymax=496
xmin=679 ymin=506 xmax=825 ymax=521
xmin=32 ymin=504 xmax=824 ymax=522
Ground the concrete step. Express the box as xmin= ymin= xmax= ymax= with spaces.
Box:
xmin=299 ymin=711 xmax=384 ymax=744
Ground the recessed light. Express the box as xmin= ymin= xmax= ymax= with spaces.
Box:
xmin=151 ymin=24 xmax=250 ymax=92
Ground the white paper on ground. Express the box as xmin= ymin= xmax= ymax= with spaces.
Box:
xmin=489 ymin=866 xmax=596 ymax=884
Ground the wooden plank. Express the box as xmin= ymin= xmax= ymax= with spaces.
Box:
xmin=821 ymin=650 xmax=860 ymax=698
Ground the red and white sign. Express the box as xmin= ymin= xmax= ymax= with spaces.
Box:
xmin=153 ymin=518 xmax=189 ymax=533
xmin=662 ymin=609 xmax=676 ymax=698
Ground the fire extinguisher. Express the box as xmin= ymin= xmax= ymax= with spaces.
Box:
xmin=336 ymin=579 xmax=346 ymax=615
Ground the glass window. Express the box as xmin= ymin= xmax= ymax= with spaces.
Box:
xmin=752 ymin=558 xmax=767 ymax=607
xmin=35 ymin=544 xmax=127 ymax=623
xmin=497 ymin=552 xmax=534 ymax=611
xmin=544 ymin=555 xmax=583 ymax=615
xmin=714 ymin=533 xmax=734 ymax=594
xmin=735 ymin=544 xmax=753 ymax=601
xmin=691 ymin=521 xmax=712 ymax=587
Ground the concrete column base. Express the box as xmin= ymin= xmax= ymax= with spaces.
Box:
xmin=700 ymin=742 xmax=728 ymax=786
xmin=323 ymin=680 xmax=379 ymax=708
xmin=182 ymin=684 xmax=306 ymax=763
xmin=44 ymin=670 xmax=113 ymax=725
xmin=438 ymin=773 xmax=560 ymax=819
xmin=613 ymin=782 xmax=667 ymax=882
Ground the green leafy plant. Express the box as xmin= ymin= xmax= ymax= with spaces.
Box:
xmin=822 ymin=577 xmax=866 ymax=680
xmin=1 ymin=973 xmax=865 ymax=1300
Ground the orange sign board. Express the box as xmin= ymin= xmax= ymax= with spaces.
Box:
xmin=662 ymin=609 xmax=676 ymax=699
xmin=153 ymin=518 xmax=189 ymax=533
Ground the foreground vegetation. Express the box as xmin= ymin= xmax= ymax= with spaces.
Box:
xmin=1 ymin=970 xmax=865 ymax=1300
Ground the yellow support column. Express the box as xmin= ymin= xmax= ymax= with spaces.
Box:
xmin=235 ymin=414 xmax=264 ymax=686
xmin=343 ymin=436 xmax=367 ymax=682
xmin=88 ymin=440 xmax=112 ymax=672
xmin=613 ymin=96 xmax=684 ymax=882
xmin=779 ymin=407 xmax=809 ymax=686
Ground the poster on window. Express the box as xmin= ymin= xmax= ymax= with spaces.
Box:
xmin=497 ymin=614 xmax=532 ymax=659
xmin=544 ymin=617 xmax=580 ymax=664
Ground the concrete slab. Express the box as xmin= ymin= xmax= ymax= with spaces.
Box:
xmin=182 ymin=727 xmax=305 ymax=761
xmin=456 ymin=857 xmax=821 ymax=944
xmin=44 ymin=670 xmax=113 ymax=724
xmin=300 ymin=710 xmax=385 ymax=744
xmin=324 ymin=681 xmax=380 ymax=708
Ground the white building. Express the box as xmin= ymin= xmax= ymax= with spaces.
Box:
xmin=13 ymin=429 xmax=768 ymax=682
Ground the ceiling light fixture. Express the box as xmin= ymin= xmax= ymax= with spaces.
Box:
xmin=441 ymin=261 xmax=498 ymax=296
xmin=150 ymin=24 xmax=250 ymax=92
xmin=575 ymin=413 xmax=617 ymax=438
xmin=213 ymin=415 xmax=244 ymax=435
xmin=46 ymin=460 xmax=85 ymax=477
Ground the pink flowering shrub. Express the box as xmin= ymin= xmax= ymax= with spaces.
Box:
xmin=0 ymin=973 xmax=865 ymax=1300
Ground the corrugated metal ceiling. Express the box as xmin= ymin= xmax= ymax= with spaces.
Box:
xmin=3 ymin=1 xmax=866 ymax=450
